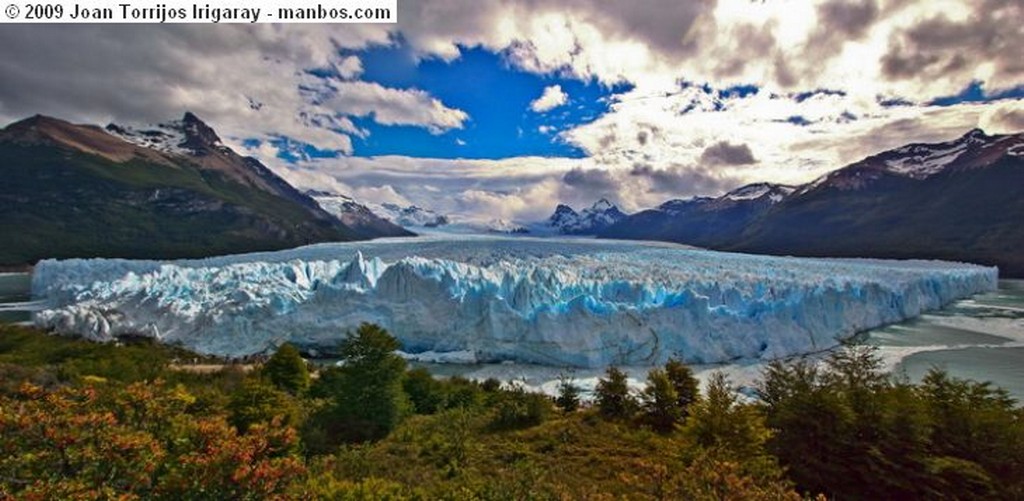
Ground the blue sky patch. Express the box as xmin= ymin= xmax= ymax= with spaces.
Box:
xmin=929 ymin=80 xmax=1024 ymax=107
xmin=338 ymin=44 xmax=631 ymax=159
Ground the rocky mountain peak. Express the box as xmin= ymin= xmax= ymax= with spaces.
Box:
xmin=179 ymin=112 xmax=223 ymax=153
xmin=590 ymin=198 xmax=614 ymax=211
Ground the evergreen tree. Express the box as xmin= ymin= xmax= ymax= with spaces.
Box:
xmin=554 ymin=371 xmax=582 ymax=413
xmin=317 ymin=323 xmax=410 ymax=443
xmin=686 ymin=371 xmax=769 ymax=458
xmin=595 ymin=366 xmax=637 ymax=420
xmin=664 ymin=358 xmax=700 ymax=417
xmin=261 ymin=343 xmax=310 ymax=395
xmin=640 ymin=368 xmax=681 ymax=432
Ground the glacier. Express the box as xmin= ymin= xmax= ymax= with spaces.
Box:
xmin=31 ymin=236 xmax=998 ymax=367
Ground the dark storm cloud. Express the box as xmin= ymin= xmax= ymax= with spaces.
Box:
xmin=699 ymin=141 xmax=757 ymax=166
xmin=817 ymin=0 xmax=879 ymax=38
xmin=562 ymin=167 xmax=619 ymax=193
xmin=538 ymin=0 xmax=717 ymax=59
xmin=881 ymin=0 xmax=1024 ymax=83
xmin=629 ymin=163 xmax=733 ymax=195
xmin=710 ymin=23 xmax=778 ymax=79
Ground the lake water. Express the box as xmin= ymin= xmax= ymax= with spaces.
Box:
xmin=2 ymin=272 xmax=1021 ymax=401
xmin=0 ymin=273 xmax=33 ymax=324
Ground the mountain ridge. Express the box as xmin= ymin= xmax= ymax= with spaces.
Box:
xmin=602 ymin=128 xmax=1024 ymax=277
xmin=0 ymin=113 xmax=394 ymax=265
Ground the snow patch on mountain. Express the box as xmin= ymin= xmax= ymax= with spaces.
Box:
xmin=106 ymin=113 xmax=226 ymax=156
xmin=32 ymin=237 xmax=997 ymax=367
xmin=106 ymin=123 xmax=191 ymax=155
xmin=722 ymin=183 xmax=796 ymax=203
xmin=306 ymin=190 xmax=363 ymax=216
xmin=374 ymin=203 xmax=449 ymax=228
xmin=884 ymin=142 xmax=969 ymax=179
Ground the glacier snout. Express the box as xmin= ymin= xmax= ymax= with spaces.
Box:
xmin=31 ymin=239 xmax=998 ymax=367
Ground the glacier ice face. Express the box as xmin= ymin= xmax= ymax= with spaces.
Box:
xmin=31 ymin=236 xmax=998 ymax=367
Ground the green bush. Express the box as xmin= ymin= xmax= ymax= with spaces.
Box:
xmin=489 ymin=382 xmax=552 ymax=431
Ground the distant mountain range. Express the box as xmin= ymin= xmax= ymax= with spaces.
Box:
xmin=304 ymin=190 xmax=412 ymax=238
xmin=0 ymin=113 xmax=399 ymax=266
xmin=375 ymin=203 xmax=450 ymax=228
xmin=306 ymin=190 xmax=446 ymax=231
xmin=547 ymin=198 xmax=629 ymax=235
xmin=307 ymin=189 xmax=534 ymax=235
xmin=6 ymin=113 xmax=1021 ymax=277
xmin=602 ymin=129 xmax=1024 ymax=277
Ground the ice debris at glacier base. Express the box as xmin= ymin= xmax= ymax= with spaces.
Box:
xmin=30 ymin=236 xmax=999 ymax=367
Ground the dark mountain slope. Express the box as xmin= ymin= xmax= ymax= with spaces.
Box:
xmin=601 ymin=130 xmax=1024 ymax=277
xmin=602 ymin=184 xmax=794 ymax=247
xmin=729 ymin=154 xmax=1024 ymax=275
xmin=0 ymin=114 xmax=373 ymax=265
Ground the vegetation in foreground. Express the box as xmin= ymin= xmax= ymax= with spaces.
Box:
xmin=1 ymin=323 xmax=1022 ymax=500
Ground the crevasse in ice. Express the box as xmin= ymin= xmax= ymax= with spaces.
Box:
xmin=31 ymin=236 xmax=998 ymax=367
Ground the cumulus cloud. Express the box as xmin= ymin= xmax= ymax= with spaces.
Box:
xmin=320 ymin=81 xmax=468 ymax=133
xmin=0 ymin=2 xmax=1021 ymax=225
xmin=530 ymin=85 xmax=569 ymax=112
xmin=980 ymin=99 xmax=1024 ymax=133
xmin=0 ymin=24 xmax=465 ymax=152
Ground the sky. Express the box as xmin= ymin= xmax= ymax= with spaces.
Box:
xmin=1 ymin=0 xmax=1023 ymax=223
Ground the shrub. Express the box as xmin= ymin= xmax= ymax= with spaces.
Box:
xmin=490 ymin=382 xmax=552 ymax=430
xmin=261 ymin=343 xmax=310 ymax=395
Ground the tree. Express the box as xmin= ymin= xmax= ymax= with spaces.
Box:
xmin=554 ymin=371 xmax=582 ymax=413
xmin=757 ymin=359 xmax=854 ymax=495
xmin=316 ymin=323 xmax=410 ymax=443
xmin=261 ymin=343 xmax=310 ymax=395
xmin=686 ymin=372 xmax=770 ymax=458
xmin=640 ymin=368 xmax=681 ymax=432
xmin=664 ymin=358 xmax=700 ymax=417
xmin=595 ymin=366 xmax=637 ymax=420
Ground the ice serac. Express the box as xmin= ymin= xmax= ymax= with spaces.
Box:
xmin=31 ymin=238 xmax=998 ymax=367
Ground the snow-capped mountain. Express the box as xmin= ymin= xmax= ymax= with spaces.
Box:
xmin=798 ymin=128 xmax=1024 ymax=194
xmin=106 ymin=112 xmax=228 ymax=156
xmin=721 ymin=182 xmax=796 ymax=203
xmin=375 ymin=203 xmax=449 ymax=228
xmin=305 ymin=191 xmax=412 ymax=238
xmin=547 ymin=199 xmax=628 ymax=235
xmin=604 ymin=128 xmax=1024 ymax=277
